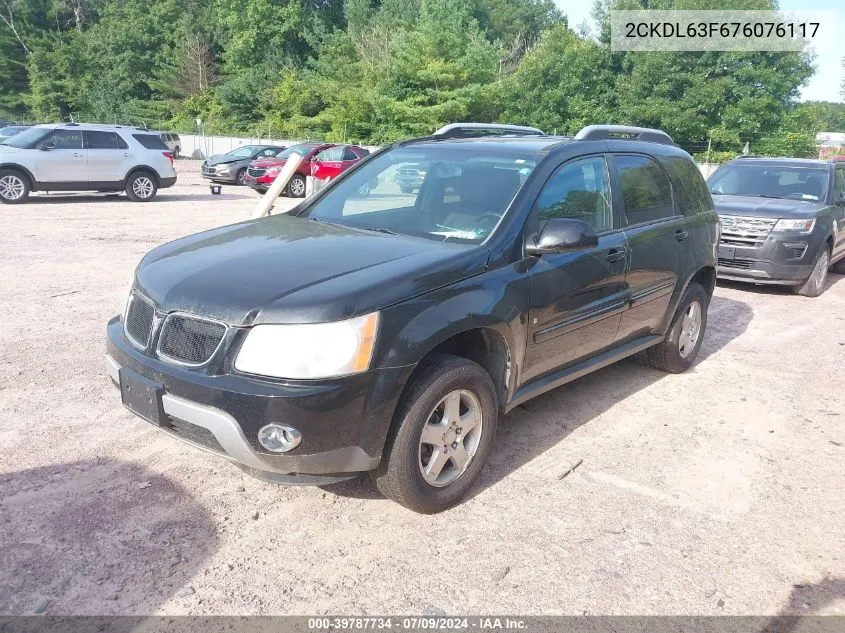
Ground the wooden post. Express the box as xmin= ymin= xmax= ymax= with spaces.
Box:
xmin=251 ymin=154 xmax=304 ymax=219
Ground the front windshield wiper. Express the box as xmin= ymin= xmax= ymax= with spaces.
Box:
xmin=356 ymin=226 xmax=397 ymax=235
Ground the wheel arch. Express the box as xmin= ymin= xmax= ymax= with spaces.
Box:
xmin=661 ymin=265 xmax=716 ymax=335
xmin=123 ymin=165 xmax=162 ymax=186
xmin=0 ymin=163 xmax=36 ymax=189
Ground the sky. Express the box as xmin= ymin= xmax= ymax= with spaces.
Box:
xmin=555 ymin=0 xmax=844 ymax=103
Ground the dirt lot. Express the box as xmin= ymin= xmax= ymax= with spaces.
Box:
xmin=1 ymin=162 xmax=843 ymax=616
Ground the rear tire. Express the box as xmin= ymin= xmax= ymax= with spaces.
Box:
xmin=794 ymin=245 xmax=830 ymax=297
xmin=125 ymin=171 xmax=158 ymax=202
xmin=0 ymin=169 xmax=30 ymax=204
xmin=371 ymin=354 xmax=498 ymax=513
xmin=645 ymin=282 xmax=709 ymax=373
xmin=287 ymin=174 xmax=306 ymax=198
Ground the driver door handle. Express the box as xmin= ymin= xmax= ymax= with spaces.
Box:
xmin=605 ymin=247 xmax=627 ymax=262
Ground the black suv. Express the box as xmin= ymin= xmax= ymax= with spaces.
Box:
xmin=709 ymin=156 xmax=845 ymax=296
xmin=106 ymin=124 xmax=718 ymax=513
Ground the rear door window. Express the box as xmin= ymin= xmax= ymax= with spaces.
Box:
xmin=132 ymin=134 xmax=168 ymax=150
xmin=662 ymin=156 xmax=713 ymax=215
xmin=85 ymin=130 xmax=128 ymax=150
xmin=613 ymin=154 xmax=675 ymax=225
xmin=342 ymin=147 xmax=360 ymax=161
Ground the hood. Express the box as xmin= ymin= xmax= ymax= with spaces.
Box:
xmin=135 ymin=214 xmax=488 ymax=326
xmin=0 ymin=144 xmax=20 ymax=153
xmin=251 ymin=157 xmax=286 ymax=168
xmin=205 ymin=154 xmax=246 ymax=167
xmin=712 ymin=194 xmax=827 ymax=219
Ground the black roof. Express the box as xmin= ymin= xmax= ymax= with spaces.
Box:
xmin=401 ymin=135 xmax=573 ymax=156
xmin=728 ymin=156 xmax=841 ymax=168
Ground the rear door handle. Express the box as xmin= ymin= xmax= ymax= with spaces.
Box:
xmin=605 ymin=248 xmax=627 ymax=262
xmin=675 ymin=230 xmax=689 ymax=241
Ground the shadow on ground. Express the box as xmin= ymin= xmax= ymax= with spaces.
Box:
xmin=761 ymin=576 xmax=845 ymax=631
xmin=717 ymin=270 xmax=845 ymax=296
xmin=28 ymin=193 xmax=255 ymax=203
xmin=0 ymin=459 xmax=218 ymax=615
xmin=328 ymin=293 xmax=754 ymax=504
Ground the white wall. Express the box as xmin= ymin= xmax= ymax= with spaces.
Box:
xmin=177 ymin=133 xmax=381 ymax=158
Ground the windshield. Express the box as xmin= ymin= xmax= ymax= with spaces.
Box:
xmin=226 ymin=146 xmax=260 ymax=157
xmin=300 ymin=146 xmax=535 ymax=244
xmin=0 ymin=126 xmax=28 ymax=140
xmin=709 ymin=164 xmax=829 ymax=202
xmin=2 ymin=127 xmax=50 ymax=148
xmin=276 ymin=144 xmax=317 ymax=159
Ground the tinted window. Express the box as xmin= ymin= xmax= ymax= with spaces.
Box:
xmin=86 ymin=130 xmax=128 ymax=150
xmin=342 ymin=147 xmax=359 ymax=161
xmin=835 ymin=169 xmax=845 ymax=200
xmin=709 ymin=163 xmax=829 ymax=202
xmin=132 ymin=134 xmax=168 ymax=150
xmin=615 ymin=154 xmax=674 ymax=224
xmin=663 ymin=156 xmax=713 ymax=215
xmin=534 ymin=156 xmax=613 ymax=232
xmin=48 ymin=130 xmax=83 ymax=150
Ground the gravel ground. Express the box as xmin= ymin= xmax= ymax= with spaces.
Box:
xmin=1 ymin=162 xmax=843 ymax=616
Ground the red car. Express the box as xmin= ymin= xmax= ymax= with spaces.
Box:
xmin=244 ymin=143 xmax=369 ymax=198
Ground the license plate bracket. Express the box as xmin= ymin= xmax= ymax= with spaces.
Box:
xmin=119 ymin=367 xmax=167 ymax=426
xmin=718 ymin=245 xmax=736 ymax=260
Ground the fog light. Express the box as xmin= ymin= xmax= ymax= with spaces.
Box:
xmin=257 ymin=424 xmax=302 ymax=453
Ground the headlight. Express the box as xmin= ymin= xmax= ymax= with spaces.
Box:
xmin=234 ymin=312 xmax=379 ymax=379
xmin=773 ymin=218 xmax=815 ymax=233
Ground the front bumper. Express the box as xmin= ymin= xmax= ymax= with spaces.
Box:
xmin=716 ymin=235 xmax=819 ymax=285
xmin=243 ymin=173 xmax=272 ymax=191
xmin=106 ymin=317 xmax=411 ymax=484
xmin=201 ymin=170 xmax=237 ymax=184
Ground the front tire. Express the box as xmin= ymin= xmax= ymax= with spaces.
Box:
xmin=0 ymin=169 xmax=30 ymax=204
xmin=794 ymin=245 xmax=830 ymax=297
xmin=371 ymin=354 xmax=498 ymax=513
xmin=287 ymin=174 xmax=306 ymax=198
xmin=125 ymin=172 xmax=158 ymax=202
xmin=645 ymin=282 xmax=709 ymax=373
xmin=236 ymin=168 xmax=247 ymax=186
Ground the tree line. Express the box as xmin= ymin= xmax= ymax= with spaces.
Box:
xmin=1 ymin=0 xmax=844 ymax=159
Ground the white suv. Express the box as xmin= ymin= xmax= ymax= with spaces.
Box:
xmin=0 ymin=123 xmax=177 ymax=204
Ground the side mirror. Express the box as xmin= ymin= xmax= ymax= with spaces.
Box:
xmin=38 ymin=141 xmax=54 ymax=151
xmin=525 ymin=218 xmax=599 ymax=255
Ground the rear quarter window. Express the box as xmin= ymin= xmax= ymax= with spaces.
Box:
xmin=133 ymin=134 xmax=169 ymax=150
xmin=662 ymin=156 xmax=714 ymax=215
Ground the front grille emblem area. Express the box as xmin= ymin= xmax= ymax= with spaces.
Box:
xmin=156 ymin=313 xmax=228 ymax=367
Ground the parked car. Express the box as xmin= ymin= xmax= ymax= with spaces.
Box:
xmin=395 ymin=163 xmax=426 ymax=193
xmin=709 ymin=156 xmax=845 ymax=296
xmin=201 ymin=145 xmax=286 ymax=186
xmin=244 ymin=143 xmax=335 ymax=197
xmin=160 ymin=132 xmax=181 ymax=157
xmin=310 ymin=144 xmax=370 ymax=182
xmin=106 ymin=123 xmax=718 ymax=512
xmin=0 ymin=123 xmax=176 ymax=203
xmin=0 ymin=125 xmax=32 ymax=144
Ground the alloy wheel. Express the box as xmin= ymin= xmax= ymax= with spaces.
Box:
xmin=0 ymin=175 xmax=25 ymax=201
xmin=678 ymin=299 xmax=703 ymax=358
xmin=418 ymin=389 xmax=483 ymax=487
xmin=811 ymin=249 xmax=829 ymax=294
xmin=132 ymin=176 xmax=155 ymax=199
xmin=289 ymin=177 xmax=305 ymax=197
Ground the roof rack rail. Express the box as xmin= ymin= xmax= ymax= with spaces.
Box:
xmin=433 ymin=122 xmax=545 ymax=138
xmin=575 ymin=125 xmax=675 ymax=146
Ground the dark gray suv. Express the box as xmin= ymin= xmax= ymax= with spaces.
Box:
xmin=709 ymin=157 xmax=845 ymax=296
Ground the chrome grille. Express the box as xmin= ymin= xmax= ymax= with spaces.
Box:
xmin=157 ymin=314 xmax=226 ymax=366
xmin=719 ymin=215 xmax=776 ymax=246
xmin=247 ymin=167 xmax=266 ymax=177
xmin=124 ymin=293 xmax=155 ymax=348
